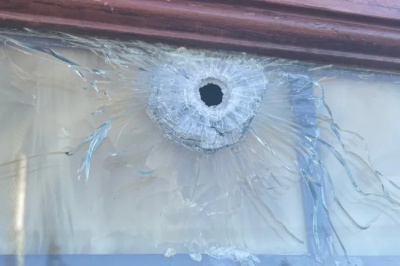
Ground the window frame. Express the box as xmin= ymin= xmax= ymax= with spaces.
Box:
xmin=0 ymin=0 xmax=400 ymax=72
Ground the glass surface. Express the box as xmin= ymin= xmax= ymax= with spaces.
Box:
xmin=0 ymin=30 xmax=399 ymax=266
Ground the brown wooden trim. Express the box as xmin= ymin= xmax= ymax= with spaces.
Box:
xmin=254 ymin=0 xmax=400 ymax=22
xmin=1 ymin=0 xmax=400 ymax=72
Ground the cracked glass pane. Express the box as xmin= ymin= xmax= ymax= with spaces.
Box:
xmin=318 ymin=76 xmax=400 ymax=257
xmin=0 ymin=30 xmax=399 ymax=266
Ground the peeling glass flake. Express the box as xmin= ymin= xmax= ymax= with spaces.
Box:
xmin=0 ymin=29 xmax=399 ymax=266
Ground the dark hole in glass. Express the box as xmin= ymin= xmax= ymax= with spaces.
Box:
xmin=199 ymin=83 xmax=223 ymax=107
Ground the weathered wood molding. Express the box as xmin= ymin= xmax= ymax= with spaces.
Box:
xmin=1 ymin=0 xmax=400 ymax=71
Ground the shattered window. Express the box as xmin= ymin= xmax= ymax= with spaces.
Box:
xmin=0 ymin=30 xmax=399 ymax=266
